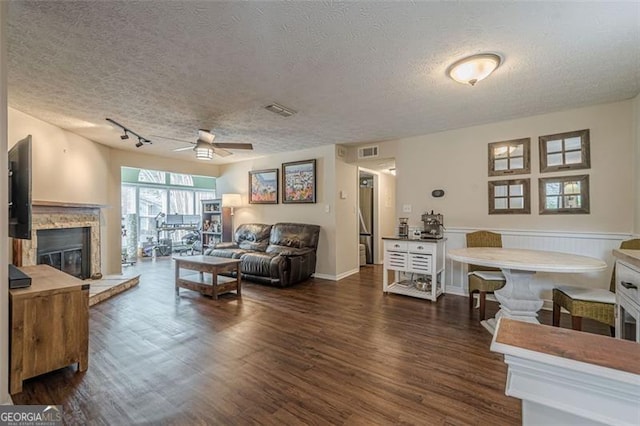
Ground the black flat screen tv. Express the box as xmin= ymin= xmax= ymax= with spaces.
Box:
xmin=8 ymin=135 xmax=32 ymax=240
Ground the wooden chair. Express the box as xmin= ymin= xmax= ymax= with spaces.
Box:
xmin=552 ymin=239 xmax=640 ymax=335
xmin=466 ymin=231 xmax=506 ymax=320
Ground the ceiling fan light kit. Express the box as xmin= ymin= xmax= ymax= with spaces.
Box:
xmin=447 ymin=53 xmax=502 ymax=86
xmin=106 ymin=118 xmax=152 ymax=147
xmin=194 ymin=139 xmax=214 ymax=160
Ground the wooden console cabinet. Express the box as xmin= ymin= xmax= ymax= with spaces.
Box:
xmin=9 ymin=265 xmax=89 ymax=394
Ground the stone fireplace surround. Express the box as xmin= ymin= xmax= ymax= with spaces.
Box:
xmin=19 ymin=201 xmax=103 ymax=278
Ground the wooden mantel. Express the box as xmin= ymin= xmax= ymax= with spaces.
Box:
xmin=491 ymin=319 xmax=640 ymax=426
xmin=33 ymin=200 xmax=108 ymax=209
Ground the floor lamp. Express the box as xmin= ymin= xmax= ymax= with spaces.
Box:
xmin=221 ymin=193 xmax=242 ymax=237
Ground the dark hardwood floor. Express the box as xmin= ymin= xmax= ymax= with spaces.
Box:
xmin=12 ymin=258 xmax=610 ymax=425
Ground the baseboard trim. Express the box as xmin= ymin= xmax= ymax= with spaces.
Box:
xmin=444 ymin=287 xmax=466 ymax=297
xmin=314 ymin=267 xmax=360 ymax=281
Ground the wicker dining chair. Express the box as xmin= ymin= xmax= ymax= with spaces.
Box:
xmin=552 ymin=238 xmax=640 ymax=335
xmin=466 ymin=231 xmax=506 ymax=320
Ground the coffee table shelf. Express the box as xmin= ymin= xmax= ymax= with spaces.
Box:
xmin=173 ymin=255 xmax=241 ymax=299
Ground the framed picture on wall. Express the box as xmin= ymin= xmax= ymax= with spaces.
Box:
xmin=248 ymin=169 xmax=279 ymax=204
xmin=282 ymin=159 xmax=316 ymax=203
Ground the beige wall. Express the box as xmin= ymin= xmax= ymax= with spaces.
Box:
xmin=216 ymin=145 xmax=359 ymax=279
xmin=633 ymin=94 xmax=640 ymax=234
xmin=387 ymin=100 xmax=634 ymax=233
xmin=9 ymin=108 xmax=111 ymax=205
xmin=377 ymin=171 xmax=396 ymax=263
xmin=0 ymin=0 xmax=10 ymax=405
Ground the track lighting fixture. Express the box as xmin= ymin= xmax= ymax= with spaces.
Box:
xmin=106 ymin=118 xmax=152 ymax=147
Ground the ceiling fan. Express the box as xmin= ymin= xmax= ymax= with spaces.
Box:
xmin=153 ymin=129 xmax=253 ymax=159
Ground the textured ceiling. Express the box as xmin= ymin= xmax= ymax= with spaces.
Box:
xmin=7 ymin=1 xmax=640 ymax=165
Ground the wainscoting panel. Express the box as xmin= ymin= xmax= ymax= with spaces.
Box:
xmin=444 ymin=228 xmax=632 ymax=303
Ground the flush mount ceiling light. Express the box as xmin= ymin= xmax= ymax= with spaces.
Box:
xmin=447 ymin=53 xmax=502 ymax=86
xmin=194 ymin=139 xmax=213 ymax=160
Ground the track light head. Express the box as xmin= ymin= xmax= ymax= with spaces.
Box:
xmin=120 ymin=131 xmax=129 ymax=140
xmin=135 ymin=138 xmax=144 ymax=148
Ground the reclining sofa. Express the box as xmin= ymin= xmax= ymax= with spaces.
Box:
xmin=204 ymin=222 xmax=321 ymax=287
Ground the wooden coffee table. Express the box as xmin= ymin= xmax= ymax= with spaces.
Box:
xmin=173 ymin=255 xmax=242 ymax=299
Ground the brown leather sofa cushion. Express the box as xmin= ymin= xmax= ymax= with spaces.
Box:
xmin=235 ymin=223 xmax=272 ymax=251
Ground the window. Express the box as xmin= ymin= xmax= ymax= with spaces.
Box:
xmin=169 ymin=189 xmax=194 ymax=215
xmin=488 ymin=138 xmax=530 ymax=176
xmin=121 ymin=185 xmax=137 ymax=215
xmin=138 ymin=169 xmax=166 ymax=184
xmin=539 ymin=175 xmax=589 ymax=214
xmin=169 ymin=173 xmax=194 ymax=186
xmin=539 ymin=129 xmax=590 ymax=172
xmin=488 ymin=179 xmax=531 ymax=214
xmin=195 ymin=191 xmax=217 ymax=214
xmin=138 ymin=188 xmax=167 ymax=243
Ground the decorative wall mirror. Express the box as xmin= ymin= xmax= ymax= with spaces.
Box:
xmin=488 ymin=179 xmax=531 ymax=214
xmin=488 ymin=138 xmax=530 ymax=176
xmin=539 ymin=129 xmax=590 ymax=173
xmin=539 ymin=175 xmax=590 ymax=214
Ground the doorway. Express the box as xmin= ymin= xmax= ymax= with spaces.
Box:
xmin=359 ymin=172 xmax=374 ymax=265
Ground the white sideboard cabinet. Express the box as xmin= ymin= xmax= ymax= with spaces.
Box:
xmin=382 ymin=238 xmax=446 ymax=301
xmin=613 ymin=249 xmax=640 ymax=343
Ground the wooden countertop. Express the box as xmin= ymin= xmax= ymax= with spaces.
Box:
xmin=613 ymin=249 xmax=640 ymax=269
xmin=493 ymin=319 xmax=640 ymax=376
xmin=11 ymin=265 xmax=87 ymax=299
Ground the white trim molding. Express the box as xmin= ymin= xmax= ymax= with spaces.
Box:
xmin=444 ymin=227 xmax=632 ymax=303
xmin=316 ymin=267 xmax=360 ymax=282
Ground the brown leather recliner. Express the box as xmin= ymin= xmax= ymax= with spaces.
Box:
xmin=206 ymin=223 xmax=272 ymax=259
xmin=205 ymin=222 xmax=320 ymax=287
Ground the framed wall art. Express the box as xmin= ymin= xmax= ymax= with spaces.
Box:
xmin=282 ymin=159 xmax=316 ymax=203
xmin=248 ymin=169 xmax=279 ymax=204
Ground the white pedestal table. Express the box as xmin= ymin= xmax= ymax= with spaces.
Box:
xmin=448 ymin=248 xmax=607 ymax=334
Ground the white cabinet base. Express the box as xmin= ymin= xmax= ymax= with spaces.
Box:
xmin=382 ymin=238 xmax=446 ymax=302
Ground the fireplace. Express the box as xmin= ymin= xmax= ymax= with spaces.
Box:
xmin=18 ymin=202 xmax=103 ymax=279
xmin=37 ymin=227 xmax=91 ymax=279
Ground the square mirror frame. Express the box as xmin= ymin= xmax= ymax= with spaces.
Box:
xmin=539 ymin=129 xmax=590 ymax=173
xmin=488 ymin=138 xmax=531 ymax=176
xmin=538 ymin=174 xmax=590 ymax=214
xmin=488 ymin=178 xmax=531 ymax=214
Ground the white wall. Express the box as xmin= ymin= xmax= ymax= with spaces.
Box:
xmin=216 ymin=145 xmax=359 ymax=279
xmin=0 ymin=0 xmax=10 ymax=405
xmin=391 ymin=100 xmax=634 ymax=233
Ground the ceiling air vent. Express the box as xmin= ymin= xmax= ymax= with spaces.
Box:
xmin=265 ymin=103 xmax=297 ymax=117
xmin=358 ymin=145 xmax=379 ymax=159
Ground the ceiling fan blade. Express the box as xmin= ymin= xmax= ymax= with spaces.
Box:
xmin=213 ymin=147 xmax=233 ymax=157
xmin=172 ymin=146 xmax=195 ymax=152
xmin=212 ymin=143 xmax=253 ymax=150
xmin=198 ymin=129 xmax=215 ymax=143
xmin=151 ymin=134 xmax=194 ymax=144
